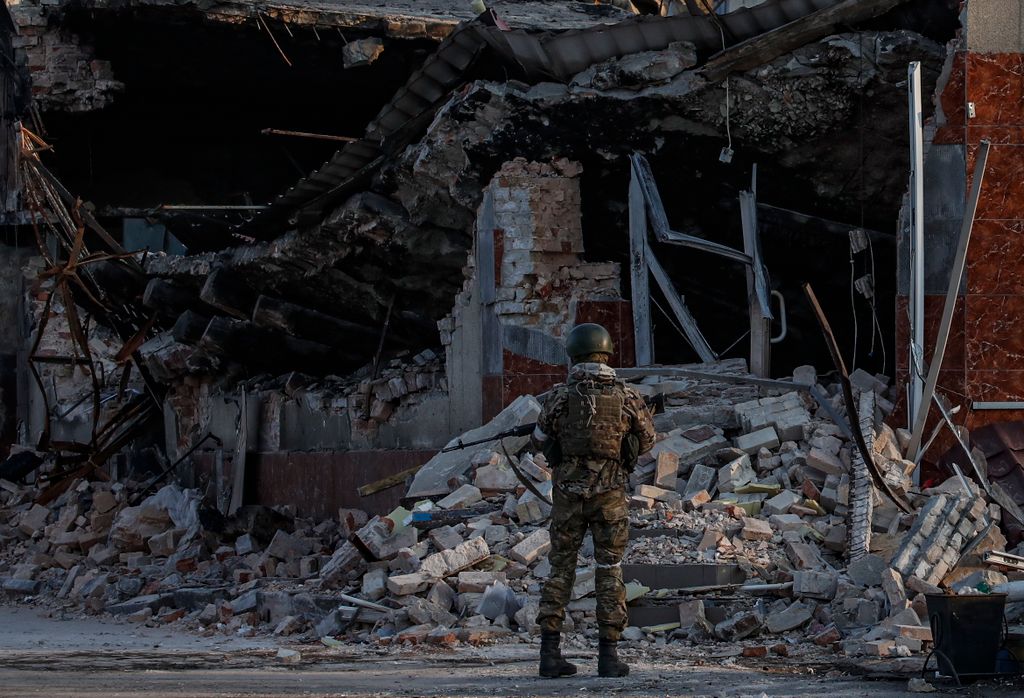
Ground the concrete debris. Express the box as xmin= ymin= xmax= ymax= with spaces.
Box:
xmin=0 ymin=362 xmax=1018 ymax=666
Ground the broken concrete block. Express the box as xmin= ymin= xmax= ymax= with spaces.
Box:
xmin=807 ymin=447 xmax=846 ymax=476
xmin=319 ymin=541 xmax=367 ymax=589
xmin=427 ymin=579 xmax=456 ymax=610
xmin=476 ymin=581 xmax=523 ymax=620
xmin=510 ymin=529 xmax=550 ymax=566
xmin=735 ymin=427 xmax=780 ymax=454
xmin=654 ymin=451 xmax=679 ymax=490
xmin=354 ymin=516 xmax=418 ymax=561
xmin=427 ymin=525 xmax=463 ymax=552
xmin=684 ymin=490 xmax=711 ymax=510
xmin=765 ymin=601 xmax=813 ymax=633
xmin=235 ymin=533 xmax=257 ymax=556
xmin=437 ymin=484 xmax=482 ymax=510
xmin=387 ymin=572 xmax=430 ymax=596
xmin=92 ymin=490 xmax=117 ymax=514
xmin=147 ymin=529 xmax=181 ymax=557
xmin=683 ymin=463 xmax=716 ymax=498
xmin=714 ymin=610 xmax=763 ymax=641
xmin=849 ymin=368 xmax=887 ymax=394
xmin=792 ymin=365 xmax=817 ymax=386
xmin=823 ymin=524 xmax=847 ymax=553
xmin=763 ymin=489 xmax=801 ymax=516
xmin=342 ymin=36 xmax=385 ymax=68
xmin=880 ymin=568 xmax=907 ymax=608
xmin=458 ymin=570 xmax=507 ymax=593
xmin=266 ymin=530 xmax=312 ymax=561
xmin=473 ymin=464 xmax=518 ymax=492
xmin=768 ymin=514 xmax=804 ymax=532
xmin=405 ymin=596 xmax=458 ymax=627
xmin=718 ymin=454 xmax=755 ymax=493
xmin=740 ymin=517 xmax=772 ymax=541
xmin=635 ymin=484 xmax=674 ymax=501
xmin=18 ymin=504 xmax=49 ymax=537
xmin=793 ymin=570 xmax=838 ymax=600
xmin=785 ymin=541 xmax=826 ymax=570
xmin=847 ymin=554 xmax=886 ymax=587
xmin=361 ymin=566 xmax=388 ymax=601
xmin=517 ymin=453 xmax=551 ymax=482
xmin=419 ymin=537 xmax=490 ymax=578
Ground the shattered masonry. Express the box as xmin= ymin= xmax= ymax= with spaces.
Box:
xmin=1 ymin=0 xmax=1024 ymax=680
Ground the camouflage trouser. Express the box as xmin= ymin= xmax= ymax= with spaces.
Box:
xmin=536 ymin=486 xmax=629 ymax=641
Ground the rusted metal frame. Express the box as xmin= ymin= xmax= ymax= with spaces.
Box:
xmin=646 ymin=251 xmax=717 ymax=361
xmin=628 ymin=162 xmax=653 ymax=366
xmin=906 ymin=140 xmax=990 ymax=460
xmin=802 ymin=282 xmax=913 ymax=513
xmin=740 ymin=187 xmax=773 ymax=377
xmin=261 ymin=128 xmax=357 ymax=143
xmin=907 ymin=61 xmax=925 ymax=436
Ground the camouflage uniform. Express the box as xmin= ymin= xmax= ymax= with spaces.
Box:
xmin=534 ymin=363 xmax=656 ymax=641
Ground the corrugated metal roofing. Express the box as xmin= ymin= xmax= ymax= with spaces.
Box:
xmin=239 ymin=0 xmax=853 ymax=236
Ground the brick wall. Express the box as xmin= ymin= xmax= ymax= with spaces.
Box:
xmin=442 ymin=158 xmax=634 ymax=420
xmin=8 ymin=0 xmax=122 ymax=111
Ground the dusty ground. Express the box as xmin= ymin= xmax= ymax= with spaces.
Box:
xmin=0 ymin=605 xmax=1021 ymax=697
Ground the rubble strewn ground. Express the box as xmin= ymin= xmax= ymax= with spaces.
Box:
xmin=3 ymin=360 xmax=1022 ymax=690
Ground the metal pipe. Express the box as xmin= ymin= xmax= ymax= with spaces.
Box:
xmin=908 ymin=62 xmax=926 ymax=436
xmin=770 ymin=290 xmax=787 ymax=344
xmin=261 ymin=128 xmax=358 ymax=143
xmin=973 ymin=402 xmax=1024 ymax=410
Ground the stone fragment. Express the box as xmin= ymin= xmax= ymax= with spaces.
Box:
xmin=654 ymin=451 xmax=679 ymax=490
xmin=765 ymin=601 xmax=813 ymax=633
xmin=734 ymin=427 xmax=780 ymax=454
xmin=683 ymin=464 xmax=716 ymax=498
xmin=792 ymin=365 xmax=816 ymax=386
xmin=266 ymin=530 xmax=312 ymax=561
xmin=741 ymin=517 xmax=772 ymax=541
xmin=785 ymin=541 xmax=826 ymax=570
xmin=807 ymin=448 xmax=846 ymax=476
xmin=428 ymin=525 xmax=463 ymax=552
xmin=718 ymin=455 xmax=756 ymax=493
xmin=319 ymin=541 xmax=367 ymax=588
xmin=428 ymin=580 xmax=456 ymax=610
xmin=635 ymin=484 xmax=675 ymax=501
xmin=147 ymin=529 xmax=181 ymax=557
xmin=18 ymin=505 xmax=49 ymax=537
xmin=763 ymin=489 xmax=801 ymax=516
xmin=419 ymin=537 xmax=490 ymax=578
xmin=509 ymin=529 xmax=550 ymax=566
xmin=812 ymin=624 xmax=842 ymax=645
xmin=235 ymin=534 xmax=257 ymax=556
xmin=387 ymin=572 xmax=430 ymax=596
xmin=361 ymin=566 xmax=388 ymax=601
xmin=92 ymin=490 xmax=117 ymax=514
xmin=436 ymin=484 xmax=483 ymax=510
xmin=473 ymin=464 xmax=518 ymax=492
xmin=793 ymin=570 xmax=838 ymax=600
xmin=458 ymin=571 xmax=506 ymax=593
xmin=880 ymin=568 xmax=907 ymax=608
xmin=847 ymin=554 xmax=886 ymax=587
xmin=354 ymin=517 xmax=417 ymax=561
xmin=714 ymin=610 xmax=763 ymax=641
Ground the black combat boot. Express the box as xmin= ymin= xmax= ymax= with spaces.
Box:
xmin=539 ymin=631 xmax=577 ymax=678
xmin=597 ymin=638 xmax=629 ymax=677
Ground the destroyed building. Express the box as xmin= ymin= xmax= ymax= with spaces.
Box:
xmin=1 ymin=0 xmax=1024 ymax=683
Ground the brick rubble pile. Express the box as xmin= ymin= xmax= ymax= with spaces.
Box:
xmin=1 ymin=362 xmax=1022 ymax=662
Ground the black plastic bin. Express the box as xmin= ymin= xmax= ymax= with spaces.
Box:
xmin=925 ymin=593 xmax=1007 ymax=681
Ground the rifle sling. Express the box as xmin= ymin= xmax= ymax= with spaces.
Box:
xmin=499 ymin=437 xmax=552 ymax=506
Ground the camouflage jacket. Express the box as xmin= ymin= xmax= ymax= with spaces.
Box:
xmin=533 ymin=363 xmax=656 ymax=496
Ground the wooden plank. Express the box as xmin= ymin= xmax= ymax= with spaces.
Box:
xmin=628 ymin=164 xmax=653 ymax=366
xmin=357 ymin=464 xmax=423 ymax=497
xmin=739 ymin=190 xmax=771 ymax=377
xmin=700 ymin=0 xmax=907 ymax=82
xmin=646 ymin=248 xmax=716 ymax=362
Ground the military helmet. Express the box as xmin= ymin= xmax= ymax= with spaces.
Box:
xmin=565 ymin=323 xmax=614 ymax=361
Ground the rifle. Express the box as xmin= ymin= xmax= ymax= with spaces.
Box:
xmin=440 ymin=422 xmax=550 ymax=504
xmin=440 ymin=423 xmax=535 ymax=453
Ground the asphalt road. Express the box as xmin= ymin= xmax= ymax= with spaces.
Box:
xmin=1 ymin=605 xmax=1021 ymax=697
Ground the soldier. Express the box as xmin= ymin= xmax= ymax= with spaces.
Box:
xmin=532 ymin=323 xmax=656 ymax=678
